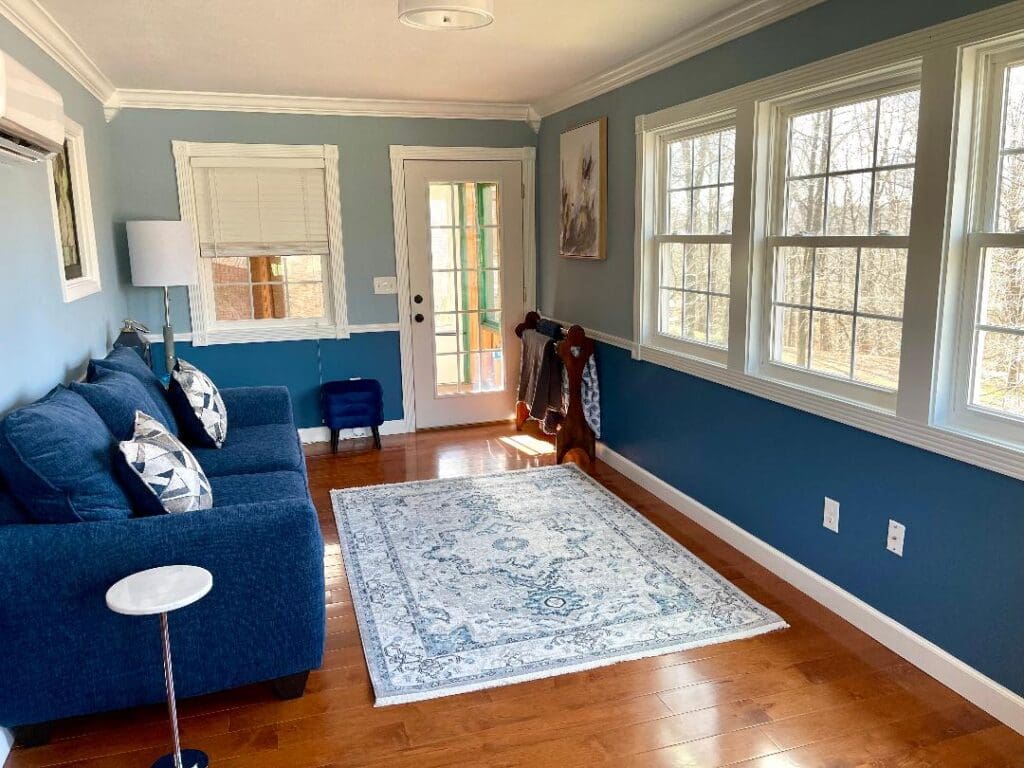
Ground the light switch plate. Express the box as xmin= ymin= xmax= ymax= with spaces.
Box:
xmin=374 ymin=276 xmax=398 ymax=295
xmin=887 ymin=519 xmax=906 ymax=556
xmin=823 ymin=497 xmax=839 ymax=533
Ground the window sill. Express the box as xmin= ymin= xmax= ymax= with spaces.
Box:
xmin=194 ymin=322 xmax=349 ymax=346
xmin=634 ymin=341 xmax=1024 ymax=482
xmin=61 ymin=277 xmax=102 ymax=303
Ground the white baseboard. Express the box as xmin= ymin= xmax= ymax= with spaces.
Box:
xmin=595 ymin=442 xmax=1024 ymax=736
xmin=299 ymin=419 xmax=408 ymax=445
xmin=1 ymin=726 xmax=11 ymax=767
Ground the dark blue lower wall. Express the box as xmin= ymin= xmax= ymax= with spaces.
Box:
xmin=152 ymin=333 xmax=403 ymax=429
xmin=595 ymin=341 xmax=1024 ymax=696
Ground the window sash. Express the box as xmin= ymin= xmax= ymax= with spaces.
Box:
xmin=643 ymin=118 xmax=736 ymax=365
xmin=761 ymin=244 xmax=905 ymax=409
xmin=950 ymin=235 xmax=1024 ymax=440
xmin=947 ymin=46 xmax=1024 ymax=440
xmin=757 ymin=77 xmax=920 ymax=408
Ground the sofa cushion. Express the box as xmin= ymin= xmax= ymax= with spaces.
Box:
xmin=0 ymin=387 xmax=132 ymax=523
xmin=119 ymin=411 xmax=214 ymax=516
xmin=191 ymin=423 xmax=303 ymax=477
xmin=168 ymin=358 xmax=227 ymax=448
xmin=209 ymin=470 xmax=310 ymax=507
xmin=71 ymin=368 xmax=173 ymax=440
xmin=0 ymin=480 xmax=28 ymax=525
xmin=89 ymin=347 xmax=178 ymax=435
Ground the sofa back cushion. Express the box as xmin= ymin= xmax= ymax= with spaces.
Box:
xmin=0 ymin=387 xmax=132 ymax=523
xmin=89 ymin=347 xmax=178 ymax=435
xmin=71 ymin=369 xmax=173 ymax=440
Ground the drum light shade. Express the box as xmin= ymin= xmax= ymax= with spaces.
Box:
xmin=126 ymin=220 xmax=197 ymax=374
xmin=127 ymin=220 xmax=197 ymax=287
xmin=398 ymin=0 xmax=494 ymax=30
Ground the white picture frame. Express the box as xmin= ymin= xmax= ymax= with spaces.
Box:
xmin=48 ymin=118 xmax=101 ymax=303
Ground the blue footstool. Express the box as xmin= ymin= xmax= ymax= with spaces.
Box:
xmin=321 ymin=378 xmax=384 ymax=453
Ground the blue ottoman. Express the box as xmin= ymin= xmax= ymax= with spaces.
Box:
xmin=321 ymin=379 xmax=384 ymax=453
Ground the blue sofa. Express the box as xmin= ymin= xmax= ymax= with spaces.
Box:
xmin=0 ymin=348 xmax=325 ymax=744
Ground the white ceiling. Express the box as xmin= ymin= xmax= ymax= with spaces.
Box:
xmin=35 ymin=0 xmax=792 ymax=109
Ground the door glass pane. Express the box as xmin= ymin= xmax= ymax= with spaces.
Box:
xmin=429 ymin=182 xmax=505 ymax=397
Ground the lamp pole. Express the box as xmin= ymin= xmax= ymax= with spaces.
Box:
xmin=163 ymin=286 xmax=176 ymax=376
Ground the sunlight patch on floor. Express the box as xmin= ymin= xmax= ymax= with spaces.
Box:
xmin=498 ymin=434 xmax=556 ymax=456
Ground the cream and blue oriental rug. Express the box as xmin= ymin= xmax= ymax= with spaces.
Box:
xmin=332 ymin=464 xmax=786 ymax=706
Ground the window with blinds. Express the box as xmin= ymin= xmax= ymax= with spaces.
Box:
xmin=193 ymin=164 xmax=330 ymax=323
xmin=174 ymin=142 xmax=346 ymax=345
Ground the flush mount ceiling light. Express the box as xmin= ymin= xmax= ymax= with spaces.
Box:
xmin=398 ymin=0 xmax=495 ymax=31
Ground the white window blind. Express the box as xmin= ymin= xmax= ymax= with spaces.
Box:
xmin=193 ymin=165 xmax=329 ymax=258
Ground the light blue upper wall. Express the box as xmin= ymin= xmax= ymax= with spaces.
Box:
xmin=537 ymin=0 xmax=1013 ymax=338
xmin=0 ymin=17 xmax=127 ymax=415
xmin=109 ymin=110 xmax=536 ymax=329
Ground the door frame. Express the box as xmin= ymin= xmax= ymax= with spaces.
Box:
xmin=389 ymin=145 xmax=537 ymax=431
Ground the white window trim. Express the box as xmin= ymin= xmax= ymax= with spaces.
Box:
xmin=172 ymin=140 xmax=350 ymax=346
xmin=632 ymin=2 xmax=1024 ymax=483
xmin=637 ymin=111 xmax=735 ymax=367
xmin=49 ymin=118 xmax=101 ymax=303
xmin=752 ymin=65 xmax=921 ymax=413
xmin=938 ymin=36 xmax=1024 ymax=449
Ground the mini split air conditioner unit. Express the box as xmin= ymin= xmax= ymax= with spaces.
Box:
xmin=0 ymin=49 xmax=65 ymax=164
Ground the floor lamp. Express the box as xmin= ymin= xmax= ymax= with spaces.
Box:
xmin=127 ymin=221 xmax=198 ymax=375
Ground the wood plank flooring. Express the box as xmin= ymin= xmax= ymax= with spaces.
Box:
xmin=7 ymin=423 xmax=1024 ymax=767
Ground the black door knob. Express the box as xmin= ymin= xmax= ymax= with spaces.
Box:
xmin=414 ymin=313 xmax=425 ymax=323
xmin=413 ymin=294 xmax=423 ymax=304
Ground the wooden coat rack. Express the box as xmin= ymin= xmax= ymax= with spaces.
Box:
xmin=514 ymin=311 xmax=596 ymax=470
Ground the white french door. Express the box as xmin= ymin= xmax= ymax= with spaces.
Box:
xmin=404 ymin=160 xmax=525 ymax=429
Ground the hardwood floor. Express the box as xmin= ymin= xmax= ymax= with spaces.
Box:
xmin=8 ymin=423 xmax=1024 ymax=767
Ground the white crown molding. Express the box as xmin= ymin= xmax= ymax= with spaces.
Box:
xmin=106 ymin=88 xmax=536 ymax=125
xmin=0 ymin=0 xmax=821 ymax=127
xmin=0 ymin=0 xmax=115 ymax=103
xmin=533 ymin=0 xmax=827 ymax=118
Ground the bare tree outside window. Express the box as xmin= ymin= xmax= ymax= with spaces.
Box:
xmin=771 ymin=88 xmax=919 ymax=391
xmin=659 ymin=126 xmax=735 ymax=348
xmin=970 ymin=64 xmax=1024 ymax=418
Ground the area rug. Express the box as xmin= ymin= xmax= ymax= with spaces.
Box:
xmin=332 ymin=464 xmax=787 ymax=706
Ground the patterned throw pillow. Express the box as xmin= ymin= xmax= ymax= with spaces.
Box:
xmin=168 ymin=358 xmax=228 ymax=448
xmin=119 ymin=411 xmax=213 ymax=514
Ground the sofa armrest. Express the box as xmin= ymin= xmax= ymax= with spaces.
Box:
xmin=220 ymin=386 xmax=294 ymax=428
xmin=0 ymin=498 xmax=325 ymax=727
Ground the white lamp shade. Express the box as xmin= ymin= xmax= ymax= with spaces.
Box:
xmin=127 ymin=220 xmax=198 ymax=287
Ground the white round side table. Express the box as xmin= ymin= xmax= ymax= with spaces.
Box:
xmin=107 ymin=565 xmax=213 ymax=768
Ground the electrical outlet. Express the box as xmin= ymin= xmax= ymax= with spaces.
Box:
xmin=373 ymin=276 xmax=398 ymax=295
xmin=823 ymin=497 xmax=839 ymax=533
xmin=887 ymin=519 xmax=906 ymax=556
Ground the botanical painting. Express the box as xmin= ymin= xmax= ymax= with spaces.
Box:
xmin=51 ymin=139 xmax=82 ymax=281
xmin=560 ymin=118 xmax=607 ymax=259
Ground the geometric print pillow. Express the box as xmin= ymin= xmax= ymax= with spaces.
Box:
xmin=119 ymin=411 xmax=213 ymax=514
xmin=169 ymin=358 xmax=228 ymax=448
